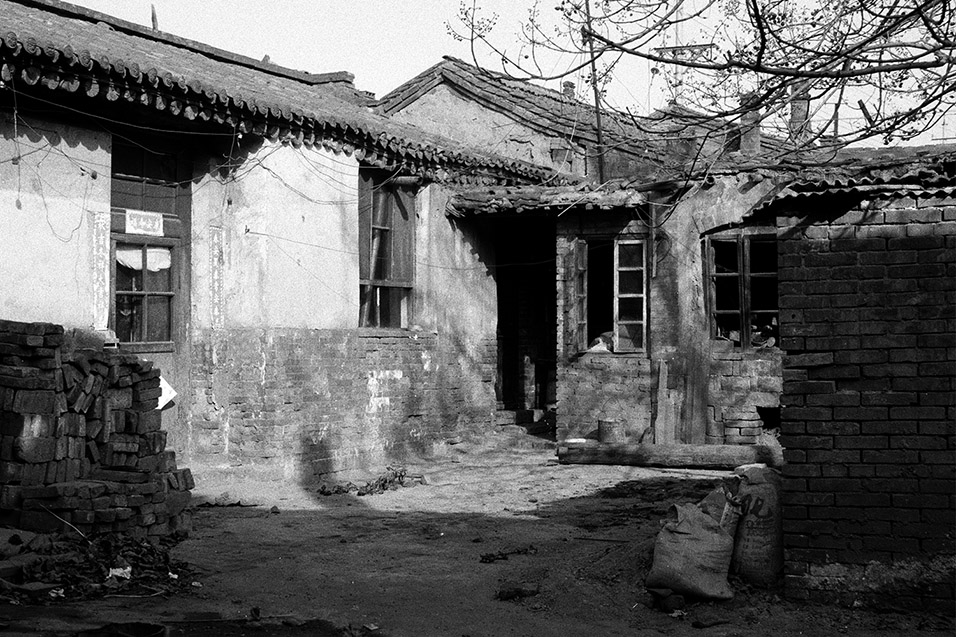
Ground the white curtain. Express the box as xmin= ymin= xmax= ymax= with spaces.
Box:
xmin=116 ymin=246 xmax=171 ymax=272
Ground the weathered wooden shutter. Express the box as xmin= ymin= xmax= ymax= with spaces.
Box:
xmin=358 ymin=170 xmax=373 ymax=281
xmin=391 ymin=186 xmax=414 ymax=285
xmin=563 ymin=238 xmax=588 ymax=358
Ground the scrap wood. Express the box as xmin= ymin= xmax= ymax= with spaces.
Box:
xmin=557 ymin=442 xmax=783 ymax=469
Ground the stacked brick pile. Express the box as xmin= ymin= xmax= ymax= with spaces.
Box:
xmin=0 ymin=319 xmax=192 ymax=539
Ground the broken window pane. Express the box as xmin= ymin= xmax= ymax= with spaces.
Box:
xmin=618 ymin=297 xmax=643 ymax=322
xmin=713 ymin=240 xmax=739 ymax=273
xmin=715 ymin=313 xmax=742 ymax=344
xmin=617 ymin=323 xmax=644 ymax=351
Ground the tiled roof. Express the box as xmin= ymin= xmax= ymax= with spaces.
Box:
xmin=376 ymin=57 xmax=800 ymax=174
xmin=376 ymin=56 xmax=667 ymax=163
xmin=451 ymin=144 xmax=956 ymax=216
xmin=448 ymin=183 xmax=648 ymax=217
xmin=0 ymin=0 xmax=560 ymax=184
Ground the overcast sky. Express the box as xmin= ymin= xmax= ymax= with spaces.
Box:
xmin=64 ymin=1 xmax=661 ymax=111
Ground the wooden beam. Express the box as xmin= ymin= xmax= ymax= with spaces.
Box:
xmin=557 ymin=442 xmax=783 ymax=469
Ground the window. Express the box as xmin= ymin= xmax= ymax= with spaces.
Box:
xmin=358 ymin=168 xmax=415 ymax=328
xmin=113 ymin=242 xmax=175 ymax=343
xmin=565 ymin=236 xmax=647 ymax=355
xmin=110 ymin=139 xmax=188 ymax=348
xmin=703 ymin=231 xmax=778 ymax=348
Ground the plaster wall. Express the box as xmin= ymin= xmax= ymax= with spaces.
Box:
xmin=415 ymin=185 xmax=498 ymax=411
xmin=190 ymin=142 xmax=358 ymax=331
xmin=390 ymin=84 xmax=586 ymax=176
xmin=0 ymin=115 xmax=110 ymax=330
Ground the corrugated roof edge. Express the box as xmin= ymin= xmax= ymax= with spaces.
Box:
xmin=12 ymin=0 xmax=355 ymax=86
xmin=747 ymin=143 xmax=956 ymax=216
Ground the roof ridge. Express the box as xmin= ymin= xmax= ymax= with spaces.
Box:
xmin=9 ymin=0 xmax=355 ymax=87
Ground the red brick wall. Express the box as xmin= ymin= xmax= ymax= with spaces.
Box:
xmin=777 ymin=193 xmax=956 ymax=613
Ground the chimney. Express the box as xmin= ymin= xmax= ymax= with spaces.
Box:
xmin=562 ymin=81 xmax=575 ymax=99
xmin=150 ymin=4 xmax=158 ymax=30
xmin=739 ymin=92 xmax=762 ymax=156
xmin=789 ymin=83 xmax=810 ymax=143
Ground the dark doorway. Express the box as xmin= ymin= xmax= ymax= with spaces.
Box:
xmin=493 ymin=217 xmax=557 ymax=411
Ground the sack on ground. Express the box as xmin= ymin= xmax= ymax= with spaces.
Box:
xmin=731 ymin=463 xmax=783 ymax=586
xmin=645 ymin=503 xmax=734 ymax=600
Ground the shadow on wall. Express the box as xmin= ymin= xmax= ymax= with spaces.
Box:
xmin=290 ymin=329 xmax=498 ymax=493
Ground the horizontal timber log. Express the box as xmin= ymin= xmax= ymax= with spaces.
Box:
xmin=557 ymin=442 xmax=783 ymax=469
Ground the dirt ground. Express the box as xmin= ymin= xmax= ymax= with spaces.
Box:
xmin=5 ymin=437 xmax=954 ymax=637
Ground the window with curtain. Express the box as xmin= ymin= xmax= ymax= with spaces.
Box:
xmin=114 ymin=244 xmax=174 ymax=343
xmin=110 ymin=139 xmax=187 ymax=347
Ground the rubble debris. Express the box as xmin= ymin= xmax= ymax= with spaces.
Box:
xmin=0 ymin=530 xmax=192 ymax=603
xmin=317 ymin=467 xmax=427 ymax=497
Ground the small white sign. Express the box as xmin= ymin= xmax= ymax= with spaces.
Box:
xmin=125 ymin=209 xmax=164 ymax=236
xmin=157 ymin=376 xmax=178 ymax=410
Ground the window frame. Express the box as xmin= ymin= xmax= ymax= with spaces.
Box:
xmin=613 ymin=238 xmax=647 ymax=354
xmin=702 ymin=228 xmax=778 ymax=350
xmin=109 ymin=138 xmax=188 ymax=352
xmin=565 ymin=234 xmax=648 ymax=357
xmin=358 ymin=168 xmax=416 ymax=329
xmin=109 ymin=235 xmax=178 ymax=353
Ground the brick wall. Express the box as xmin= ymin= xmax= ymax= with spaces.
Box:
xmin=777 ymin=193 xmax=956 ymax=613
xmin=189 ymin=328 xmax=497 ymax=482
xmin=556 ymin=354 xmax=653 ymax=440
xmin=0 ymin=319 xmax=192 ymax=539
xmin=708 ymin=344 xmax=783 ymax=444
